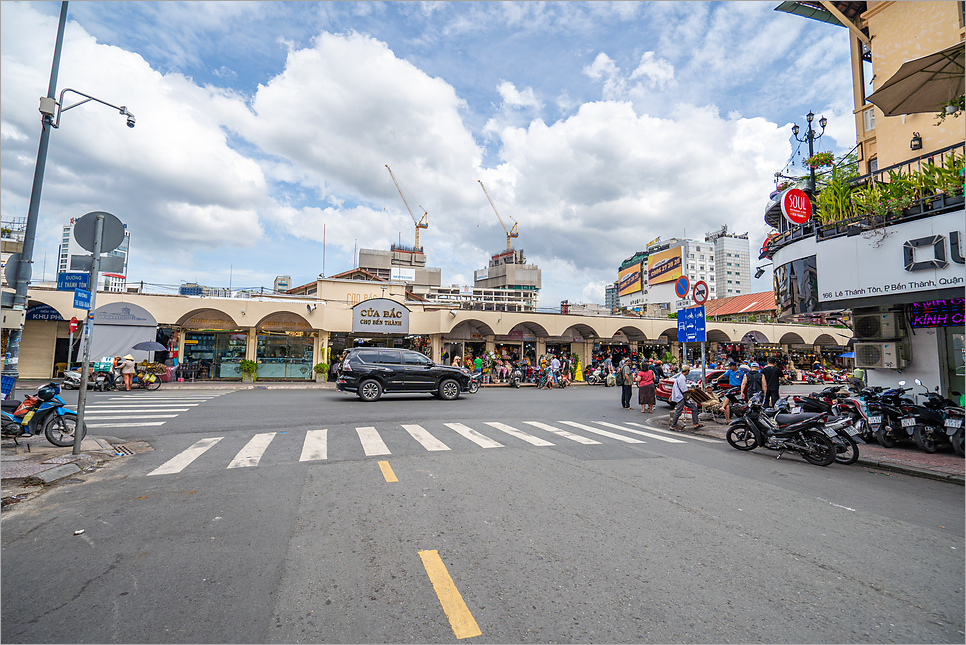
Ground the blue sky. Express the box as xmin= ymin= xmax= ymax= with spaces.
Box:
xmin=1 ymin=1 xmax=857 ymax=305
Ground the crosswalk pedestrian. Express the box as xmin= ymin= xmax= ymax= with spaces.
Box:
xmin=82 ymin=393 xmax=228 ymax=429
xmin=144 ymin=418 xmax=717 ymax=476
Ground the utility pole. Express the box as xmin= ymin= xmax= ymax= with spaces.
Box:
xmin=3 ymin=1 xmax=69 ymax=396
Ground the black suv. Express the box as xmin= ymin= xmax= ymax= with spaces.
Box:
xmin=336 ymin=348 xmax=471 ymax=402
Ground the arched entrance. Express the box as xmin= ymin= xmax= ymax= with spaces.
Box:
xmin=177 ymin=308 xmax=245 ymax=379
xmin=255 ymin=312 xmax=315 ymax=380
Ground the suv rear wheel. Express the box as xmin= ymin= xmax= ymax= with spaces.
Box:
xmin=358 ymin=379 xmax=382 ymax=402
xmin=439 ymin=379 xmax=461 ymax=401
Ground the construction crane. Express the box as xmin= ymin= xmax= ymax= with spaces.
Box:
xmin=478 ymin=180 xmax=518 ymax=251
xmin=385 ymin=164 xmax=428 ymax=249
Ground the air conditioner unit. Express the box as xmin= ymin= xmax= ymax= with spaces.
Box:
xmin=853 ymin=313 xmax=900 ymax=340
xmin=854 ymin=342 xmax=906 ymax=369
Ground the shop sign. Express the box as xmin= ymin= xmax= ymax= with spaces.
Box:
xmin=26 ymin=304 xmax=65 ymax=321
xmin=93 ymin=302 xmax=156 ymax=326
xmin=781 ymin=188 xmax=812 ymax=225
xmin=352 ymin=298 xmax=410 ymax=334
xmin=909 ymin=298 xmax=966 ymax=328
xmin=816 ymin=211 xmax=964 ymax=302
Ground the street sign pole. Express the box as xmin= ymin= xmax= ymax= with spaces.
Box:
xmin=73 ymin=213 xmax=104 ymax=455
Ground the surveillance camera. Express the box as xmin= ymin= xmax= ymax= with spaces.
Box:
xmin=126 ymin=115 xmax=136 ymax=128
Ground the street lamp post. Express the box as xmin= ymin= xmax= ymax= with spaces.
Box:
xmin=791 ymin=111 xmax=828 ymax=195
xmin=2 ymin=0 xmax=133 ymax=397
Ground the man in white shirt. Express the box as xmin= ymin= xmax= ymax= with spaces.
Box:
xmin=669 ymin=365 xmax=702 ymax=430
xmin=550 ymin=355 xmax=561 ymax=385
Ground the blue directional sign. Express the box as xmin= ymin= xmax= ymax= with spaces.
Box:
xmin=57 ymin=272 xmax=89 ymax=291
xmin=677 ymin=305 xmax=706 ymax=343
xmin=73 ymin=288 xmax=92 ymax=311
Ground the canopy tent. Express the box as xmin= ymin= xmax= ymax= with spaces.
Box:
xmin=89 ymin=302 xmax=158 ymax=363
xmin=866 ymin=42 xmax=965 ymax=116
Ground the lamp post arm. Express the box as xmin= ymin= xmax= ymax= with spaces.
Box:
xmin=53 ymin=88 xmax=131 ymax=129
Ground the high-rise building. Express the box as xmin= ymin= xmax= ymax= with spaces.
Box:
xmin=357 ymin=244 xmax=441 ymax=294
xmin=604 ymin=282 xmax=619 ymax=314
xmin=57 ymin=218 xmax=130 ymax=292
xmin=706 ymin=226 xmax=751 ymax=297
xmin=274 ymin=275 xmax=291 ymax=292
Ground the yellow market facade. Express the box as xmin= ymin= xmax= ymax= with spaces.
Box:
xmin=11 ymin=277 xmax=851 ymax=380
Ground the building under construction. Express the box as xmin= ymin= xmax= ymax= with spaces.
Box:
xmin=473 ymin=249 xmax=541 ymax=309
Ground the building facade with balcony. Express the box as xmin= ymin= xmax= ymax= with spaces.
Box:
xmin=767 ymin=1 xmax=964 ymax=401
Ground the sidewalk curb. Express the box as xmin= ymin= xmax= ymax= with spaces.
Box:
xmin=853 ymin=459 xmax=965 ymax=485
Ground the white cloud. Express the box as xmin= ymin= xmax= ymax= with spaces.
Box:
xmin=497 ymin=81 xmax=542 ymax=110
xmin=630 ymin=52 xmax=675 ymax=90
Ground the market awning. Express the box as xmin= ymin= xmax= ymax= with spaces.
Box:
xmin=866 ymin=42 xmax=965 ymax=116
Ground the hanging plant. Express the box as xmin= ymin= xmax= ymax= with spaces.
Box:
xmin=935 ymin=95 xmax=965 ymax=125
xmin=804 ymin=152 xmax=834 ymax=169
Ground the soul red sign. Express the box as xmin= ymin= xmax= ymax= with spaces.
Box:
xmin=781 ymin=188 xmax=812 ymax=225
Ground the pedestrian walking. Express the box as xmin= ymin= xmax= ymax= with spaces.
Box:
xmin=618 ymin=358 xmax=633 ymax=408
xmin=637 ymin=365 xmax=656 ymax=413
xmin=761 ymin=356 xmax=783 ymax=408
xmin=119 ymin=354 xmax=137 ymax=391
xmin=669 ymin=365 xmax=702 ymax=430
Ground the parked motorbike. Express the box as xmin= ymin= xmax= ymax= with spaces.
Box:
xmin=465 ymin=369 xmax=482 ymax=394
xmin=904 ymin=378 xmax=958 ymax=454
xmin=62 ymin=366 xmax=116 ymax=391
xmin=1 ymin=382 xmax=86 ymax=447
xmin=865 ymin=384 xmax=916 ymax=448
xmin=509 ymin=364 xmax=523 ymax=388
xmin=944 ymin=406 xmax=965 ymax=458
xmin=726 ymin=394 xmax=837 ymax=466
xmin=773 ymin=397 xmax=861 ymax=465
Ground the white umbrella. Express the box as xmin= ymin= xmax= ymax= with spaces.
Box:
xmin=866 ymin=41 xmax=964 ymax=116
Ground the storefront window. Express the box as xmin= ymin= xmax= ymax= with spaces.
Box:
xmin=442 ymin=342 xmax=464 ymax=366
xmin=946 ymin=329 xmax=965 ymax=404
xmin=256 ymin=332 xmax=313 ymax=379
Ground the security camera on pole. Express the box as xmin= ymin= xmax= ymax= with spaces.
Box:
xmin=2 ymin=0 xmax=133 ymax=401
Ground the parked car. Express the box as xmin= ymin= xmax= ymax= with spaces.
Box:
xmin=336 ymin=348 xmax=471 ymax=402
xmin=655 ymin=369 xmax=727 ymax=406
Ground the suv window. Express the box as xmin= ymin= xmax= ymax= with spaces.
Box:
xmin=353 ymin=350 xmax=380 ymax=364
xmin=375 ymin=350 xmax=401 ymax=365
xmin=403 ymin=351 xmax=432 ymax=366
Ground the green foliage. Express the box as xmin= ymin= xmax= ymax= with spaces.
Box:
xmin=239 ymin=359 xmax=258 ymax=380
xmin=313 ymin=362 xmax=329 ymax=374
xmin=661 ymin=351 xmax=678 ymax=365
xmin=816 ymin=162 xmax=857 ymax=223
xmin=935 ymin=95 xmax=965 ymax=125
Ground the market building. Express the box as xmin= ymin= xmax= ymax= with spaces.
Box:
xmin=766 ymin=1 xmax=964 ymax=401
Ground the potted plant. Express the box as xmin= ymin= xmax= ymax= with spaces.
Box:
xmin=239 ymin=359 xmax=258 ymax=383
xmin=313 ymin=362 xmax=329 ymax=383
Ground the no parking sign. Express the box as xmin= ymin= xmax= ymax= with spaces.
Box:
xmin=674 ymin=276 xmax=690 ymax=299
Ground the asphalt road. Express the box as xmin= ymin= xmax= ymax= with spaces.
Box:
xmin=2 ymin=386 xmax=964 ymax=643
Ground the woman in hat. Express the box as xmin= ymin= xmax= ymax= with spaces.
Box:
xmin=120 ymin=354 xmax=137 ymax=391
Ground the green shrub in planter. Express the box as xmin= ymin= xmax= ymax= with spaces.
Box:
xmin=239 ymin=359 xmax=258 ymax=381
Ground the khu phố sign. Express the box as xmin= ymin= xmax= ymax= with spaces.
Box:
xmin=352 ymin=298 xmax=410 ymax=334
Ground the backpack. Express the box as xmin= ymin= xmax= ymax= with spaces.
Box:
xmin=745 ymin=371 xmax=763 ymax=396
xmin=616 ymin=367 xmax=625 ymax=386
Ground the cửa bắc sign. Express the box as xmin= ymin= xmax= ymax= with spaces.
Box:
xmin=352 ymin=298 xmax=410 ymax=334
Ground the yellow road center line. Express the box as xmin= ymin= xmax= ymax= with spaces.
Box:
xmin=418 ymin=550 xmax=482 ymax=640
xmin=378 ymin=460 xmax=398 ymax=482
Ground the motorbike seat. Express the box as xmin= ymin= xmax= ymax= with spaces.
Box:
xmin=1 ymin=400 xmax=23 ymax=411
xmin=775 ymin=412 xmax=824 ymax=425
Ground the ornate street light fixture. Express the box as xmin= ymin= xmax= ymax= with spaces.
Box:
xmin=792 ymin=111 xmax=828 ymax=195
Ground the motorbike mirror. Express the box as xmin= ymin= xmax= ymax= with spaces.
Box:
xmin=898 ymin=380 xmax=906 ymax=386
xmin=914 ymin=378 xmax=923 ymax=386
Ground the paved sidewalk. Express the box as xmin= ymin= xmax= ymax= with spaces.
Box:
xmin=643 ymin=411 xmax=964 ymax=485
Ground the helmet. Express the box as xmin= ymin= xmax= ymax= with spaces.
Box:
xmin=37 ymin=383 xmax=59 ymax=401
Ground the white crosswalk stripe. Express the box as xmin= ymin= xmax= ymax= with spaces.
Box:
xmin=148 ymin=437 xmax=223 ymax=475
xmin=143 ymin=418 xmax=718 ymax=475
xmin=443 ymin=423 xmax=504 ymax=448
xmin=594 ymin=421 xmax=686 ymax=444
xmin=402 ymin=424 xmax=451 ymax=451
xmin=299 ymin=429 xmax=328 ymax=461
xmin=523 ymin=421 xmax=600 ymax=445
xmin=227 ymin=432 xmax=276 ymax=468
xmin=356 ymin=426 xmax=392 ymax=456
xmin=558 ymin=421 xmax=646 ymax=443
xmin=624 ymin=422 xmax=719 ymax=443
xmin=81 ymin=393 xmax=225 ymax=428
xmin=484 ymin=422 xmax=555 ymax=446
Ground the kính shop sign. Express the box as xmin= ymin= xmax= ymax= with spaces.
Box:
xmin=352 ymin=298 xmax=410 ymax=334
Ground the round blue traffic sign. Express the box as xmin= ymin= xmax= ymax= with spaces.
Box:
xmin=674 ymin=276 xmax=691 ymax=299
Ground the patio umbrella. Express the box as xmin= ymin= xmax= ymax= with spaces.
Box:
xmin=866 ymin=42 xmax=964 ymax=116
xmin=132 ymin=341 xmax=167 ymax=352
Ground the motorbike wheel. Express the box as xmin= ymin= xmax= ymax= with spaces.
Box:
xmin=834 ymin=432 xmax=860 ymax=465
xmin=874 ymin=425 xmax=897 ymax=448
xmin=801 ymin=431 xmax=836 ymax=466
xmin=726 ymin=423 xmax=758 ymax=451
xmin=43 ymin=413 xmax=86 ymax=448
xmin=951 ymin=430 xmax=964 ymax=458
xmin=468 ymin=379 xmax=480 ymax=394
xmin=913 ymin=426 xmax=938 ymax=454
